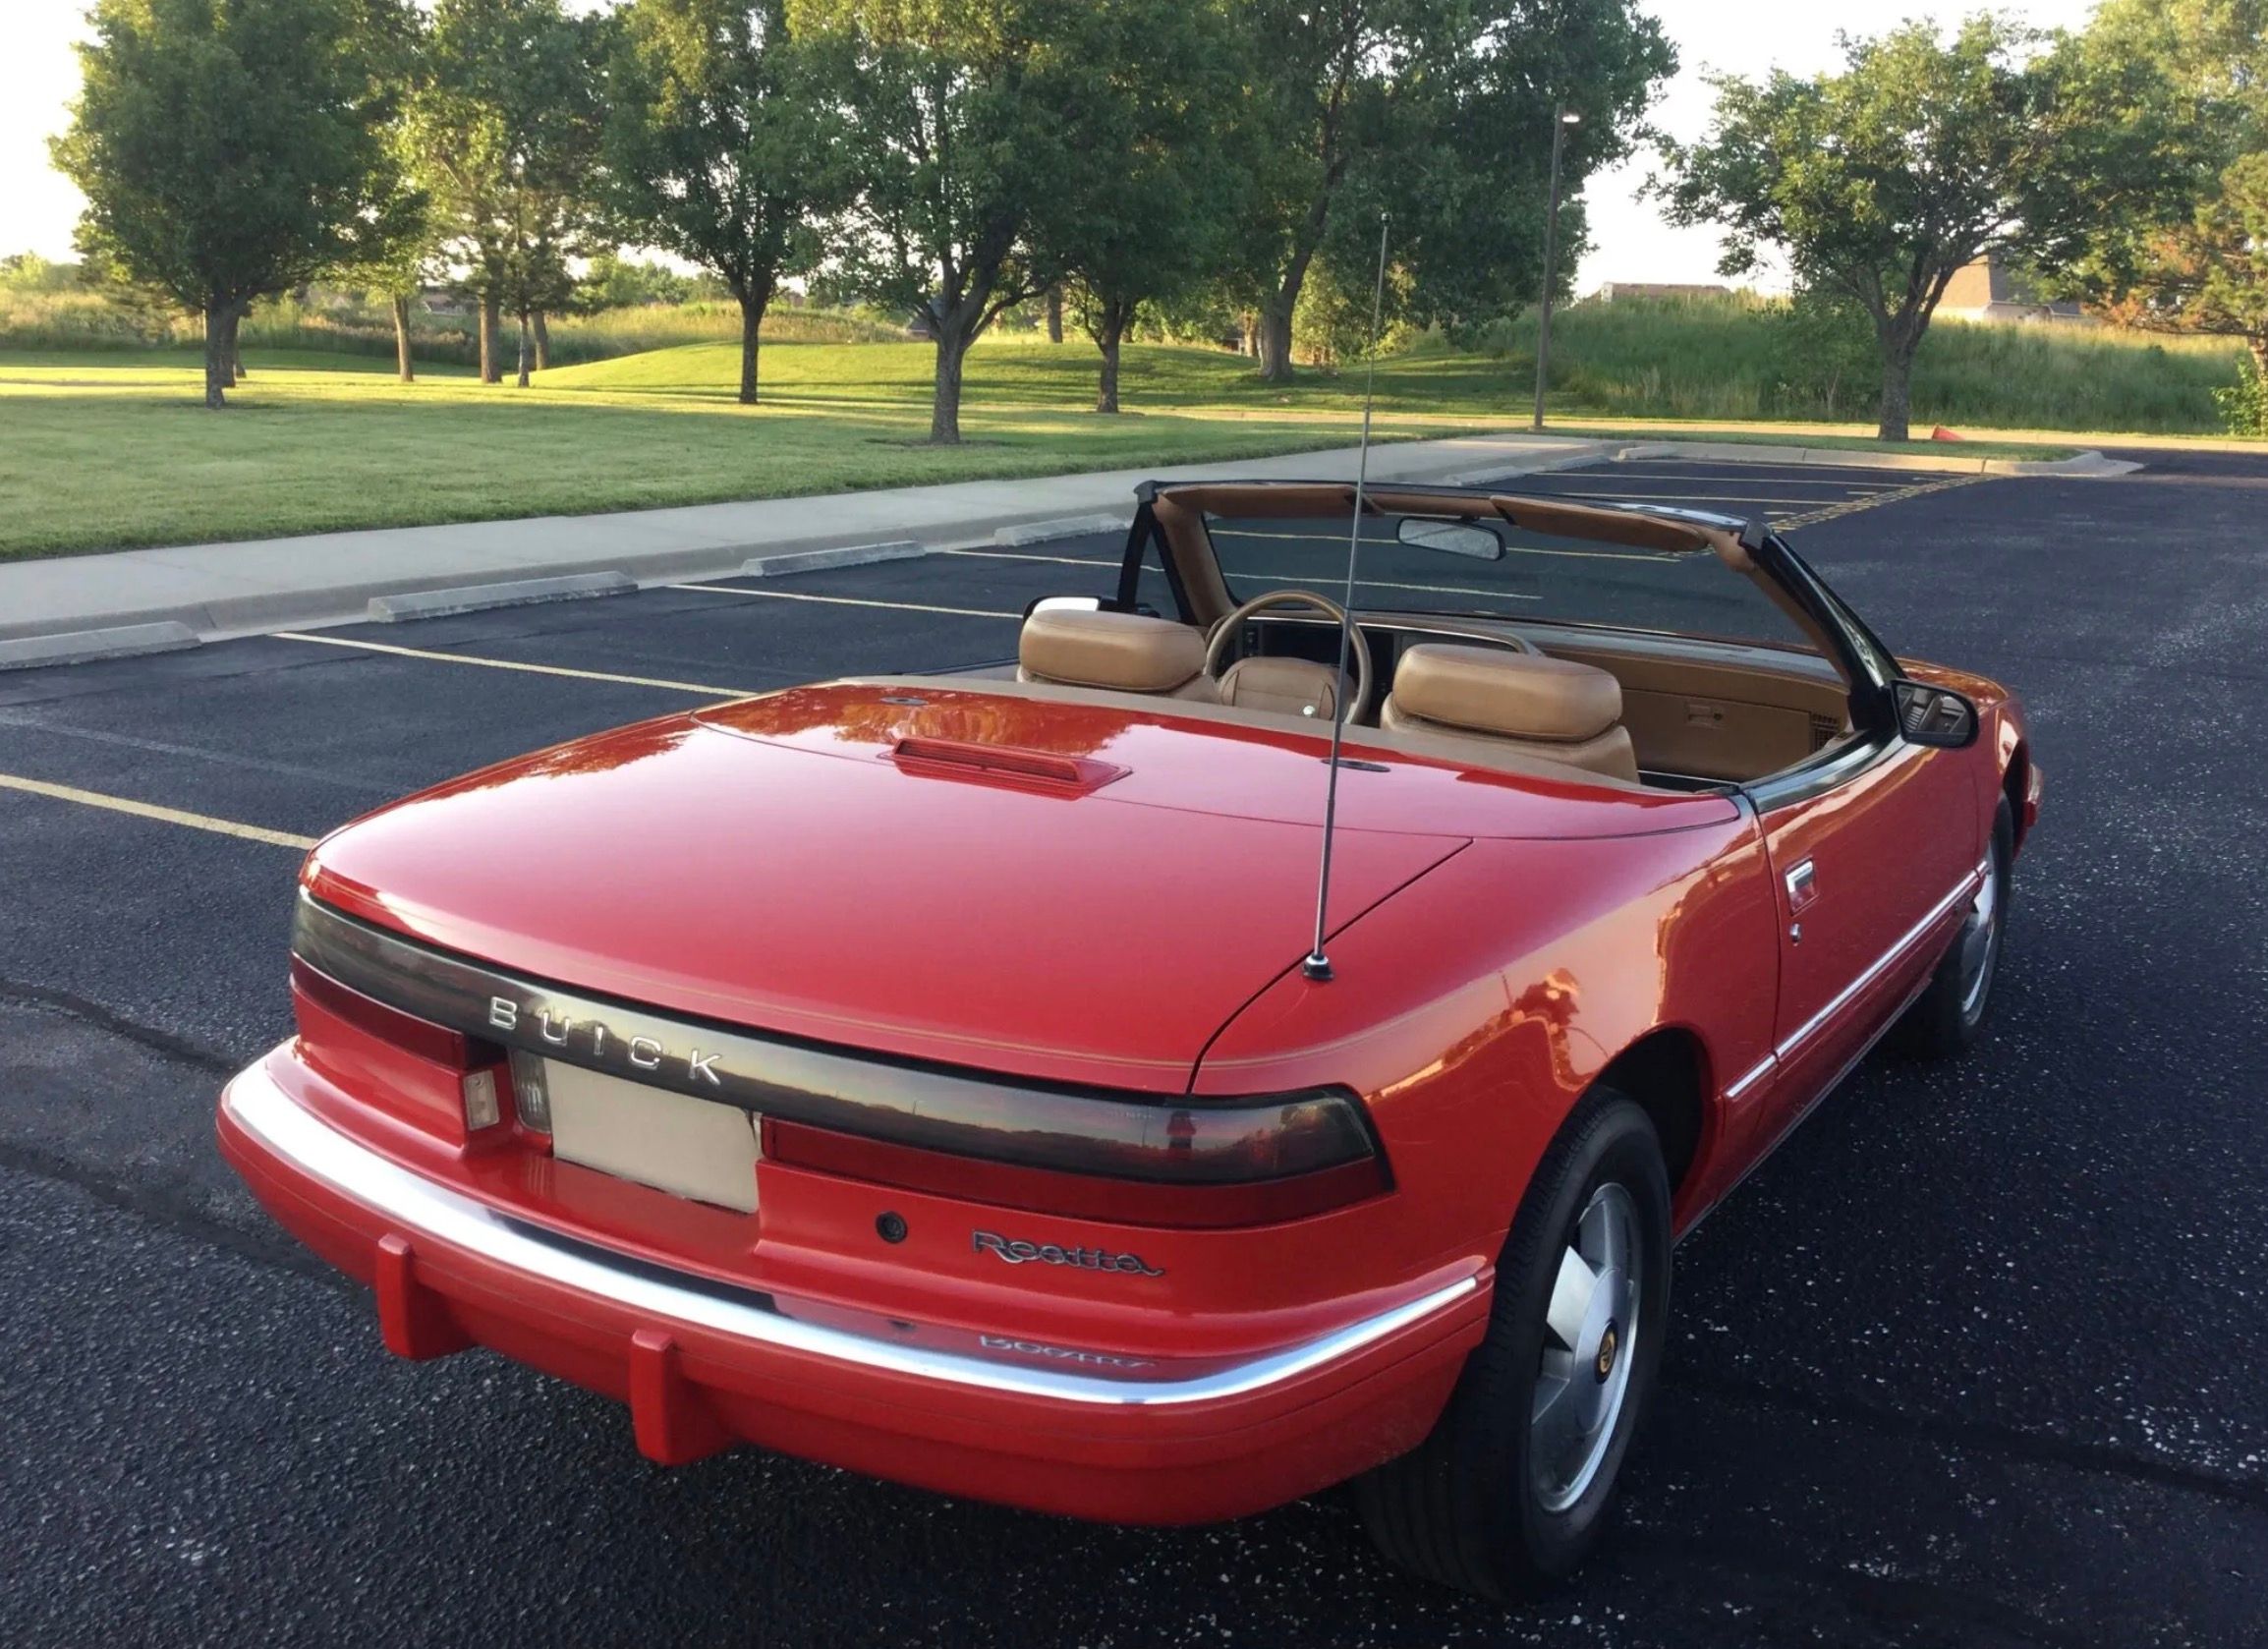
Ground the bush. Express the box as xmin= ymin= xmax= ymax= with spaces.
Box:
xmin=2213 ymin=356 xmax=2268 ymax=435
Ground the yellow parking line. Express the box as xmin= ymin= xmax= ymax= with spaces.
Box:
xmin=272 ymin=632 xmax=749 ymax=697
xmin=0 ymin=771 xmax=317 ymax=850
xmin=665 ymin=586 xmax=1020 ymax=619
xmin=1777 ymin=473 xmax=1987 ymax=530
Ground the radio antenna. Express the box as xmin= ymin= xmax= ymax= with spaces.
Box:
xmin=1303 ymin=210 xmax=1391 ymax=984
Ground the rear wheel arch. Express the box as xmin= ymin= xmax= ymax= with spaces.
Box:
xmin=1593 ymin=1030 xmax=1706 ymax=1197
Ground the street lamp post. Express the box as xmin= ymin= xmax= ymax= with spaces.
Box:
xmin=1532 ymin=104 xmax=1581 ymax=432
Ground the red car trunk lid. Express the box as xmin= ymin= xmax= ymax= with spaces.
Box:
xmin=304 ymin=702 xmax=1468 ymax=1091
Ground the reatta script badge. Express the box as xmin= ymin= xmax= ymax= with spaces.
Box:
xmin=971 ymin=1229 xmax=1163 ymax=1278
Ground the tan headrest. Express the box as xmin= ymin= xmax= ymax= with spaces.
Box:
xmin=1389 ymin=644 xmax=1621 ymax=743
xmin=1019 ymin=608 xmax=1205 ymax=694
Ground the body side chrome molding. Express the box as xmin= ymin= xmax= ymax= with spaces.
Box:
xmin=1775 ymin=863 xmax=1985 ymax=1066
xmin=223 ymin=1061 xmax=1478 ymax=1409
xmin=1712 ymin=862 xmax=1982 ymax=1116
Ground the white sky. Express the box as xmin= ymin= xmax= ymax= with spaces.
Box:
xmin=3 ymin=0 xmax=2101 ymax=293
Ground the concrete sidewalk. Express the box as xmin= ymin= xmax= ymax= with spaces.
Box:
xmin=0 ymin=430 xmax=1613 ymax=649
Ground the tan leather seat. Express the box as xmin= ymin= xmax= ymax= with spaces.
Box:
xmin=1018 ymin=608 xmax=1215 ymax=700
xmin=1380 ymin=644 xmax=1638 ymax=781
xmin=1216 ymin=656 xmax=1341 ymax=721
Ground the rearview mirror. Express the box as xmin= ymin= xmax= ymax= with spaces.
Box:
xmin=1396 ymin=517 xmax=1504 ymax=561
xmin=1894 ymin=681 xmax=1979 ymax=748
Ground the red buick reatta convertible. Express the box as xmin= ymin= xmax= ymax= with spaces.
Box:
xmin=219 ymin=478 xmax=2039 ymax=1597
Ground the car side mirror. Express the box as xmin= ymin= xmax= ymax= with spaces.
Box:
xmin=1396 ymin=517 xmax=1505 ymax=561
xmin=1895 ymin=681 xmax=1978 ymax=748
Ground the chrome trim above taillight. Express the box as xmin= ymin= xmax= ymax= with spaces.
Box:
xmin=222 ymin=1055 xmax=1477 ymax=1407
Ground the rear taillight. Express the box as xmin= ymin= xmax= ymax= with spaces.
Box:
xmin=765 ymin=1088 xmax=1389 ymax=1228
xmin=292 ymin=956 xmax=469 ymax=1068
xmin=292 ymin=956 xmax=535 ymax=1139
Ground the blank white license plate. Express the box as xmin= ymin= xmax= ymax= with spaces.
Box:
xmin=543 ymin=1059 xmax=761 ymax=1213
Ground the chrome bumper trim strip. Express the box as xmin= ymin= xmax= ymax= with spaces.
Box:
xmin=224 ymin=1057 xmax=1478 ymax=1409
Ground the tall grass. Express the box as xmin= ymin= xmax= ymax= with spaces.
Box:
xmin=1461 ymin=292 xmax=2246 ymax=433
xmin=1 ymin=280 xmax=2248 ymax=434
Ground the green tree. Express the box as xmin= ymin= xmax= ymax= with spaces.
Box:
xmin=1230 ymin=0 xmax=1671 ymax=381
xmin=2069 ymin=1 xmax=2268 ymax=400
xmin=1390 ymin=0 xmax=1672 ymax=346
xmin=51 ymin=0 xmax=410 ymax=408
xmin=1660 ymin=16 xmax=2193 ymax=440
xmin=604 ymin=0 xmax=852 ymax=404
xmin=1033 ymin=0 xmax=1243 ymax=413
xmin=791 ymin=0 xmax=1100 ymax=443
xmin=408 ymin=0 xmax=602 ymax=385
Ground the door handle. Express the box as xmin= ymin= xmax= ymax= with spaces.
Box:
xmin=1785 ymin=859 xmax=1818 ymax=910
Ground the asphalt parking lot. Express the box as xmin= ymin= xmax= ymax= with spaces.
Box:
xmin=3 ymin=452 xmax=2263 ymax=1647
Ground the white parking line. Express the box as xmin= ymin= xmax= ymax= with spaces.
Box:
xmin=938 ymin=547 xmax=1116 ymax=567
xmin=1536 ymin=490 xmax=1883 ymax=507
xmin=665 ymin=586 xmax=1020 ymax=619
xmin=0 ymin=771 xmax=317 ymax=849
xmin=1597 ymin=470 xmax=1903 ymax=487
xmin=272 ymin=632 xmax=750 ymax=697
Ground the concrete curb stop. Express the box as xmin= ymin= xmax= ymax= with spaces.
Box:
xmin=0 ymin=621 xmax=200 ymax=672
xmin=992 ymin=514 xmax=1129 ymax=547
xmin=367 ymin=571 xmax=638 ymax=623
xmin=738 ymin=540 xmax=927 ymax=579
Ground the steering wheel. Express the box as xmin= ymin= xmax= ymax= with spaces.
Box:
xmin=1202 ymin=590 xmax=1376 ymax=720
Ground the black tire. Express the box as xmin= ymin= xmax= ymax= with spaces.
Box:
xmin=1355 ymin=1089 xmax=1672 ymax=1600
xmin=1893 ymin=798 xmax=2014 ymax=1059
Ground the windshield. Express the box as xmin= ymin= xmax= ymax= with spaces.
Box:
xmin=1205 ymin=511 xmax=1823 ymax=654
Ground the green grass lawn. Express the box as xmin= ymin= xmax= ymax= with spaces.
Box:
xmin=0 ymin=330 xmax=2221 ymax=561
xmin=0 ymin=339 xmax=1546 ymax=560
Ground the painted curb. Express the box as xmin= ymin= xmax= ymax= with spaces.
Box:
xmin=367 ymin=572 xmax=637 ymax=623
xmin=0 ymin=621 xmax=200 ymax=671
xmin=993 ymin=514 xmax=1128 ymax=546
xmin=738 ymin=540 xmax=927 ymax=579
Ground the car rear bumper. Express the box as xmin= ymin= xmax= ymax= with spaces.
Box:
xmin=218 ymin=1049 xmax=1490 ymax=1523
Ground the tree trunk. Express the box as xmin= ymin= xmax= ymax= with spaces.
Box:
xmin=515 ymin=310 xmax=532 ymax=388
xmin=737 ymin=292 xmax=769 ymax=405
xmin=1876 ymin=341 xmax=1916 ymax=442
xmin=1094 ymin=303 xmax=1126 ymax=414
xmin=532 ymin=309 xmax=550 ymax=371
xmin=2250 ymin=334 xmax=2268 ymax=380
xmin=202 ymin=301 xmax=231 ymax=409
xmin=479 ymin=290 xmax=502 ymax=384
xmin=930 ymin=323 xmax=970 ymax=444
xmin=392 ymin=294 xmax=415 ymax=383
xmin=1256 ymin=299 xmax=1295 ymax=382
xmin=1045 ymin=285 xmax=1064 ymax=344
